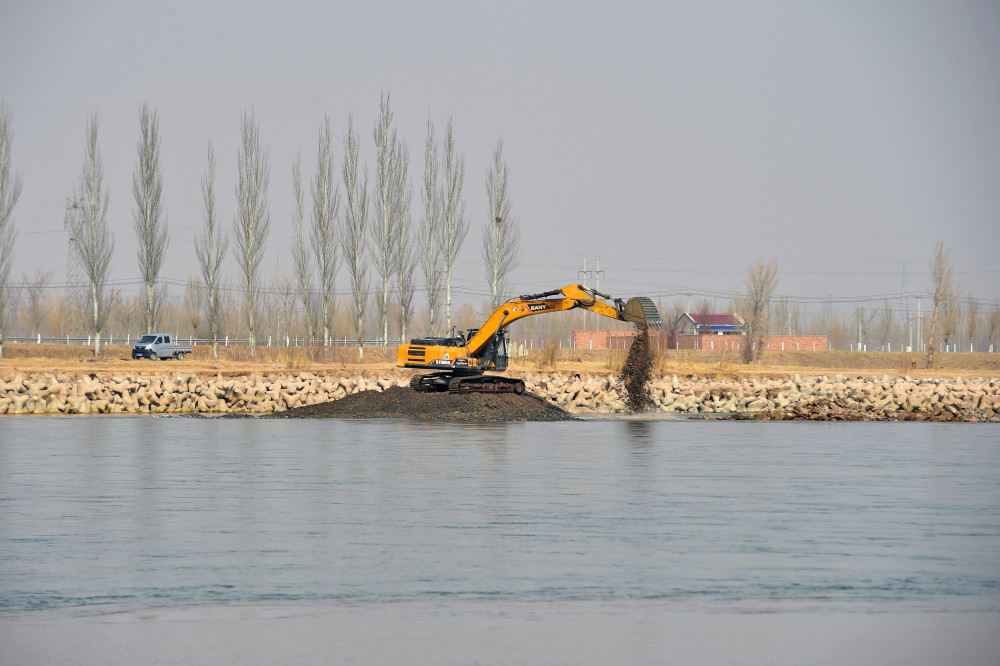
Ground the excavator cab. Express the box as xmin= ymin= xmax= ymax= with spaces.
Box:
xmin=480 ymin=332 xmax=510 ymax=372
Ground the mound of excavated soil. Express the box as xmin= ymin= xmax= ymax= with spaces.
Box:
xmin=271 ymin=386 xmax=574 ymax=422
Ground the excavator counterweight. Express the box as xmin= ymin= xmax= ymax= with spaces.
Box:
xmin=398 ymin=284 xmax=661 ymax=393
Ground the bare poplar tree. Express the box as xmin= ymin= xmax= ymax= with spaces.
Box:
xmin=371 ymin=93 xmax=402 ymax=351
xmin=926 ymin=242 xmax=953 ymax=368
xmin=290 ymin=152 xmax=316 ymax=342
xmin=182 ymin=275 xmax=205 ymax=338
xmin=394 ymin=143 xmax=416 ymax=345
xmin=772 ymin=298 xmax=787 ymax=335
xmin=878 ymin=299 xmax=894 ymax=350
xmin=482 ymin=138 xmax=521 ymax=309
xmin=736 ymin=259 xmax=778 ymax=363
xmin=341 ymin=114 xmax=369 ymax=358
xmin=941 ymin=288 xmax=962 ymax=347
xmin=233 ymin=111 xmax=271 ymax=357
xmin=771 ymin=297 xmax=800 ymax=335
xmin=420 ymin=117 xmax=443 ymax=334
xmin=0 ymin=100 xmax=23 ymax=358
xmin=943 ymin=292 xmax=962 ymax=350
xmin=114 ymin=295 xmax=140 ymax=340
xmin=22 ymin=269 xmax=52 ymax=336
xmin=965 ymin=293 xmax=979 ymax=352
xmin=71 ymin=115 xmax=115 ymax=357
xmin=267 ymin=273 xmax=297 ymax=343
xmin=195 ymin=140 xmax=228 ymax=358
xmin=855 ymin=307 xmax=878 ymax=350
xmin=439 ymin=118 xmax=468 ymax=333
xmin=310 ymin=113 xmax=340 ymax=345
xmin=132 ymin=103 xmax=169 ymax=332
xmin=986 ymin=307 xmax=1000 ymax=353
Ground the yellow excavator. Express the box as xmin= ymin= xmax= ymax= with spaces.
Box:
xmin=397 ymin=284 xmax=661 ymax=393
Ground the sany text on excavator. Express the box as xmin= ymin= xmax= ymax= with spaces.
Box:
xmin=398 ymin=284 xmax=661 ymax=393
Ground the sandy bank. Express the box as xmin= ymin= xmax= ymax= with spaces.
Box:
xmin=2 ymin=603 xmax=997 ymax=666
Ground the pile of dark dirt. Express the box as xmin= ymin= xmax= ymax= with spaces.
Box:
xmin=271 ymin=385 xmax=574 ymax=422
xmin=620 ymin=323 xmax=654 ymax=412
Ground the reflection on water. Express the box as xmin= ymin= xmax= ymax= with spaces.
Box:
xmin=1 ymin=417 xmax=999 ymax=614
xmin=622 ymin=419 xmax=654 ymax=444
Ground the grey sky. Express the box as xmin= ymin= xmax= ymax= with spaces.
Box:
xmin=2 ymin=0 xmax=998 ymax=321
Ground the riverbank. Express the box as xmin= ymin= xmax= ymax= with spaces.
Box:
xmin=1 ymin=369 xmax=997 ymax=421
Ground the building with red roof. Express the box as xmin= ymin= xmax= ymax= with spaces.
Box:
xmin=673 ymin=313 xmax=746 ymax=336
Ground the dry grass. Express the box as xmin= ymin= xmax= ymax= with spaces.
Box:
xmin=276 ymin=346 xmax=314 ymax=372
xmin=537 ymin=345 xmax=559 ymax=371
xmin=604 ymin=348 xmax=628 ymax=373
xmin=1 ymin=342 xmax=998 ymax=382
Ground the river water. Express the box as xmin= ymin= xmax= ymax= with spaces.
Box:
xmin=1 ymin=417 xmax=999 ymax=665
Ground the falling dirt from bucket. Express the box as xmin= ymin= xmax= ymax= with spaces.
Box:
xmin=620 ymin=323 xmax=654 ymax=412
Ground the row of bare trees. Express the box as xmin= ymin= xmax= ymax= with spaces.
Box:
xmin=2 ymin=280 xmax=504 ymax=345
xmin=0 ymin=97 xmax=524 ymax=358
xmin=59 ymin=107 xmax=169 ymax=358
xmin=193 ymin=97 xmax=519 ymax=359
xmin=4 ymin=250 xmax=1000 ymax=358
xmin=657 ymin=287 xmax=1000 ymax=356
xmin=733 ymin=245 xmax=1000 ymax=363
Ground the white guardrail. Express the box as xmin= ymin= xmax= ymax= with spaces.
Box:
xmin=3 ymin=335 xmax=398 ymax=347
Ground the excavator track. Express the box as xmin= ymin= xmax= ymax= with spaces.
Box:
xmin=448 ymin=375 xmax=526 ymax=395
xmin=409 ymin=373 xmax=453 ymax=393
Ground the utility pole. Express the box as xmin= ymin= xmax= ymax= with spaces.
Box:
xmin=578 ymin=258 xmax=606 ymax=330
xmin=595 ymin=258 xmax=602 ymax=330
xmin=901 ymin=260 xmax=909 ymax=352
xmin=857 ymin=306 xmax=863 ymax=351
xmin=917 ymin=296 xmax=921 ymax=352
xmin=63 ymin=199 xmax=85 ymax=336
xmin=578 ymin=258 xmax=604 ymax=291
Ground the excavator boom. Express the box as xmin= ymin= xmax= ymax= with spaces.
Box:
xmin=398 ymin=284 xmax=661 ymax=393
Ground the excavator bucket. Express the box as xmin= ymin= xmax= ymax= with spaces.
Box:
xmin=622 ymin=297 xmax=662 ymax=328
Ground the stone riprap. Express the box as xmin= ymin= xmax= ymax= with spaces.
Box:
xmin=0 ymin=372 xmax=998 ymax=421
xmin=526 ymin=372 xmax=1000 ymax=422
xmin=0 ymin=375 xmax=405 ymax=415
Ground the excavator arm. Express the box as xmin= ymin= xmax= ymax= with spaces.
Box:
xmin=464 ymin=284 xmax=660 ymax=355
